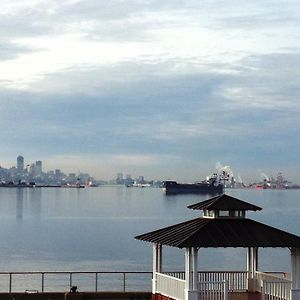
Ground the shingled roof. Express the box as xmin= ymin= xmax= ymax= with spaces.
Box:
xmin=187 ymin=194 xmax=262 ymax=211
xmin=135 ymin=194 xmax=300 ymax=248
xmin=135 ymin=217 xmax=300 ymax=248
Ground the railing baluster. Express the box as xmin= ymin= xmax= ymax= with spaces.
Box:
xmin=69 ymin=273 xmax=72 ymax=290
xmin=95 ymin=273 xmax=98 ymax=292
xmin=42 ymin=272 xmax=44 ymax=292
xmin=123 ymin=273 xmax=126 ymax=292
xmin=9 ymin=273 xmax=12 ymax=293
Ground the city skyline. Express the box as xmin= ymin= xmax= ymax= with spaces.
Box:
xmin=0 ymin=1 xmax=300 ymax=182
xmin=0 ymin=155 xmax=296 ymax=186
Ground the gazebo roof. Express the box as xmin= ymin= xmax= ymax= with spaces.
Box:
xmin=187 ymin=194 xmax=262 ymax=211
xmin=135 ymin=217 xmax=300 ymax=248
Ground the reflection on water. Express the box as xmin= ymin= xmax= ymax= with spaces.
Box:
xmin=16 ymin=188 xmax=24 ymax=220
xmin=0 ymin=187 xmax=299 ymax=273
xmin=29 ymin=188 xmax=42 ymax=216
xmin=16 ymin=188 xmax=42 ymax=220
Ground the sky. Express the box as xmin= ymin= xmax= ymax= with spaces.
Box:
xmin=0 ymin=0 xmax=299 ymax=182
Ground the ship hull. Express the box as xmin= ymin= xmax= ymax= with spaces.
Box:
xmin=163 ymin=181 xmax=223 ymax=195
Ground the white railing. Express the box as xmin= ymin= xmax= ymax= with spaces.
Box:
xmin=163 ymin=272 xmax=185 ymax=280
xmin=198 ymin=271 xmax=247 ymax=292
xmin=159 ymin=271 xmax=291 ymax=300
xmin=163 ymin=271 xmax=247 ymax=291
xmin=156 ymin=273 xmax=185 ymax=300
xmin=257 ymin=272 xmax=292 ymax=300
xmin=198 ymin=280 xmax=229 ymax=300
xmin=262 ymin=281 xmax=291 ymax=300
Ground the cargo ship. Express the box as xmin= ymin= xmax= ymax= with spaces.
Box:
xmin=162 ymin=176 xmax=223 ymax=195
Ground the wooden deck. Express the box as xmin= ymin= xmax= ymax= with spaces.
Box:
xmin=229 ymin=292 xmax=261 ymax=300
xmin=153 ymin=292 xmax=262 ymax=300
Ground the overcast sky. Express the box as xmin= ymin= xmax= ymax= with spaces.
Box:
xmin=0 ymin=0 xmax=299 ymax=182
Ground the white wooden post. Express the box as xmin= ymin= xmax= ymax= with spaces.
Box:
xmin=253 ymin=247 xmax=258 ymax=274
xmin=247 ymin=247 xmax=251 ymax=275
xmin=192 ymin=247 xmax=198 ymax=290
xmin=152 ymin=243 xmax=158 ymax=293
xmin=157 ymin=243 xmax=162 ymax=273
xmin=185 ymin=248 xmax=198 ymax=300
xmin=291 ymin=247 xmax=300 ymax=300
xmin=185 ymin=248 xmax=192 ymax=300
xmin=247 ymin=247 xmax=259 ymax=292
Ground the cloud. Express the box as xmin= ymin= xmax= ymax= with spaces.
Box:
xmin=0 ymin=0 xmax=300 ymax=181
xmin=4 ymin=0 xmax=300 ymax=90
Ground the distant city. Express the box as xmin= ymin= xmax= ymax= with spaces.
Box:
xmin=0 ymin=155 xmax=162 ymax=187
xmin=0 ymin=155 xmax=95 ymax=186
xmin=0 ymin=155 xmax=298 ymax=189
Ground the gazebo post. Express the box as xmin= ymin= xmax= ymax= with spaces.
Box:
xmin=247 ymin=247 xmax=259 ymax=292
xmin=291 ymin=247 xmax=300 ymax=300
xmin=158 ymin=243 xmax=163 ymax=273
xmin=247 ymin=247 xmax=251 ymax=275
xmin=152 ymin=243 xmax=162 ymax=294
xmin=185 ymin=247 xmax=198 ymax=300
xmin=192 ymin=247 xmax=198 ymax=291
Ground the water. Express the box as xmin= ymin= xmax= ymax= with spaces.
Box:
xmin=0 ymin=187 xmax=299 ymax=274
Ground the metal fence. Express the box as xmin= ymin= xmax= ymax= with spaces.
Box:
xmin=0 ymin=271 xmax=153 ymax=293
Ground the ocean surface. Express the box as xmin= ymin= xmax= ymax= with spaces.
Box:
xmin=0 ymin=186 xmax=299 ymax=274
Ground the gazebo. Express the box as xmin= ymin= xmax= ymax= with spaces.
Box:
xmin=135 ymin=194 xmax=300 ymax=300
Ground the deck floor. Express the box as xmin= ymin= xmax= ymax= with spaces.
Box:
xmin=229 ymin=292 xmax=261 ymax=300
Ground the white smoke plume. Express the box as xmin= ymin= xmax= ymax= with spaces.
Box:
xmin=260 ymin=172 xmax=270 ymax=181
xmin=236 ymin=173 xmax=243 ymax=183
xmin=215 ymin=162 xmax=234 ymax=177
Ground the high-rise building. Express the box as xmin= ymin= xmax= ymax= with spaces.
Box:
xmin=55 ymin=169 xmax=62 ymax=181
xmin=138 ymin=176 xmax=145 ymax=184
xmin=116 ymin=173 xmax=123 ymax=184
xmin=35 ymin=160 xmax=42 ymax=176
xmin=29 ymin=163 xmax=35 ymax=176
xmin=17 ymin=155 xmax=24 ymax=174
xmin=125 ymin=174 xmax=133 ymax=186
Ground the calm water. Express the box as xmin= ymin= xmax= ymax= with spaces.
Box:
xmin=0 ymin=187 xmax=299 ymax=273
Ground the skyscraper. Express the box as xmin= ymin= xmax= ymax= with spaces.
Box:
xmin=35 ymin=160 xmax=42 ymax=176
xmin=17 ymin=155 xmax=24 ymax=174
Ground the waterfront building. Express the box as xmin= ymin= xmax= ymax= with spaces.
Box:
xmin=125 ymin=174 xmax=134 ymax=186
xmin=79 ymin=172 xmax=90 ymax=184
xmin=136 ymin=194 xmax=300 ymax=300
xmin=35 ymin=160 xmax=42 ymax=176
xmin=68 ymin=173 xmax=77 ymax=184
xmin=29 ymin=163 xmax=36 ymax=177
xmin=116 ymin=173 xmax=124 ymax=184
xmin=55 ymin=169 xmax=62 ymax=181
xmin=17 ymin=155 xmax=24 ymax=174
xmin=137 ymin=176 xmax=145 ymax=184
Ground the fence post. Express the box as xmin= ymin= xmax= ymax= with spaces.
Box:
xmin=224 ymin=280 xmax=229 ymax=300
xmin=42 ymin=273 xmax=45 ymax=292
xmin=123 ymin=273 xmax=126 ymax=292
xmin=261 ymin=280 xmax=265 ymax=300
xmin=96 ymin=273 xmax=99 ymax=292
xmin=70 ymin=273 xmax=72 ymax=290
xmin=9 ymin=273 xmax=12 ymax=293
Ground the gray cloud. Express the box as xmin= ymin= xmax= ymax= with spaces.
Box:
xmin=0 ymin=40 xmax=35 ymax=60
xmin=1 ymin=0 xmax=300 ymax=180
